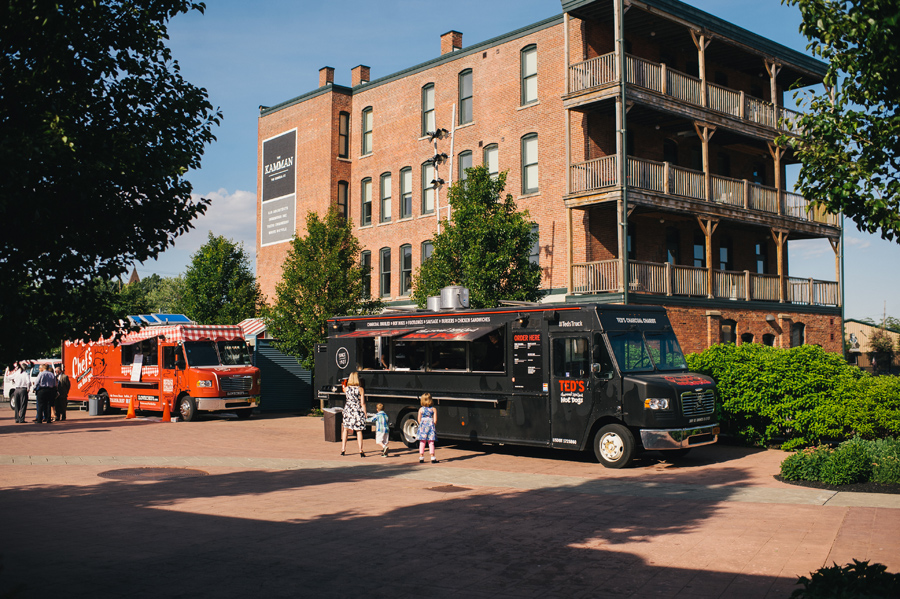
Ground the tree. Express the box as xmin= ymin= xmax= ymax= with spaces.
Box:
xmin=147 ymin=276 xmax=187 ymax=315
xmin=181 ymin=233 xmax=263 ymax=325
xmin=779 ymin=0 xmax=900 ymax=241
xmin=412 ymin=166 xmax=542 ymax=308
xmin=0 ymin=1 xmax=221 ymax=366
xmin=264 ymin=207 xmax=382 ymax=370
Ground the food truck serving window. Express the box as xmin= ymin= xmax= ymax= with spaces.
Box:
xmin=358 ymin=326 xmax=505 ymax=373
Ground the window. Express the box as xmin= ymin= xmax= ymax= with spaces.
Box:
xmin=719 ymin=236 xmax=733 ymax=271
xmin=693 ymin=231 xmax=706 ymax=268
xmin=421 ymin=84 xmax=435 ymax=136
xmin=552 ymin=337 xmax=590 ymax=378
xmin=741 ymin=333 xmax=754 ymax=344
xmin=337 ymin=181 xmax=348 ymax=219
xmin=379 ymin=247 xmax=391 ymax=298
xmin=357 ymin=337 xmax=389 ymax=371
xmin=752 ymin=162 xmax=766 ymax=185
xmin=422 ymin=240 xmax=434 ymax=262
xmin=360 ymin=178 xmax=372 ymax=226
xmin=529 ymin=224 xmax=540 ymax=266
xmin=791 ymin=323 xmax=805 ymax=348
xmin=721 ymin=319 xmax=737 ymax=344
xmin=483 ymin=144 xmax=498 ymax=177
xmin=762 ymin=333 xmax=775 ymax=347
xmin=393 ymin=339 xmax=426 ymax=370
xmin=380 ymin=172 xmax=391 ymax=223
xmin=361 ymin=107 xmax=373 ymax=155
xmin=520 ymin=45 xmax=538 ymax=105
xmin=663 ymin=139 xmax=678 ymax=165
xmin=521 ymin=133 xmax=538 ymax=194
xmin=422 ymin=162 xmax=435 ymax=214
xmin=755 ymin=241 xmax=768 ymax=274
xmin=471 ymin=329 xmax=504 ymax=372
xmin=459 ymin=69 xmax=473 ymax=125
xmin=338 ymin=112 xmax=350 ymax=158
xmin=400 ymin=244 xmax=412 ymax=295
xmin=361 ymin=251 xmax=372 ymax=297
xmin=458 ymin=150 xmax=473 ymax=181
xmin=400 ymin=167 xmax=412 ymax=219
xmin=666 ymin=228 xmax=681 ymax=265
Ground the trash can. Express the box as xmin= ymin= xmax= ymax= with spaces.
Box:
xmin=323 ymin=407 xmax=343 ymax=442
xmin=88 ymin=394 xmax=100 ymax=416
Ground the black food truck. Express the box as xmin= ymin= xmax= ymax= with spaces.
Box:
xmin=315 ymin=299 xmax=718 ymax=468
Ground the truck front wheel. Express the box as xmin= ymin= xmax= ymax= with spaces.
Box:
xmin=178 ymin=395 xmax=197 ymax=422
xmin=399 ymin=412 xmax=419 ymax=448
xmin=593 ymin=424 xmax=635 ymax=468
xmin=8 ymin=390 xmax=15 ymax=410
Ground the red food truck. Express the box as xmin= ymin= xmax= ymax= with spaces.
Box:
xmin=63 ymin=324 xmax=260 ymax=421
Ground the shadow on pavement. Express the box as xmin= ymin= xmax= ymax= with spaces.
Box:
xmin=0 ymin=461 xmax=799 ymax=599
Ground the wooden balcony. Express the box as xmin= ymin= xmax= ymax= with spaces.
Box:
xmin=571 ymin=259 xmax=840 ymax=307
xmin=567 ymin=53 xmax=802 ymax=134
xmin=568 ymin=155 xmax=840 ymax=227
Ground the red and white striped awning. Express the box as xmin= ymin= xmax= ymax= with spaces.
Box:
xmin=117 ymin=325 xmax=246 ymax=344
xmin=239 ymin=318 xmax=267 ymax=338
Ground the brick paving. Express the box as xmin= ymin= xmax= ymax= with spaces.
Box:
xmin=0 ymin=406 xmax=898 ymax=598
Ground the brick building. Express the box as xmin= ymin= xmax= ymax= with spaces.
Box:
xmin=256 ymin=0 xmax=843 ymax=355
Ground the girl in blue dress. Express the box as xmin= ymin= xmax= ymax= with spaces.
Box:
xmin=417 ymin=392 xmax=437 ymax=463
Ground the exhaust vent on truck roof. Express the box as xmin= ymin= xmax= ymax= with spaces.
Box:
xmin=440 ymin=286 xmax=469 ymax=310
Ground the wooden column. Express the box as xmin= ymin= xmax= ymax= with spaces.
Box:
xmin=694 ymin=122 xmax=716 ymax=201
xmin=829 ymin=236 xmax=841 ymax=307
xmin=768 ymin=142 xmax=785 ymax=215
xmin=771 ymin=228 xmax=788 ymax=302
xmin=691 ymin=30 xmax=711 ymax=107
xmin=765 ymin=59 xmax=782 ymax=106
xmin=697 ymin=216 xmax=719 ymax=298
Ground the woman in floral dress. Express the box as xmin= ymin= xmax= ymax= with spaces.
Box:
xmin=417 ymin=392 xmax=437 ymax=463
xmin=341 ymin=371 xmax=367 ymax=457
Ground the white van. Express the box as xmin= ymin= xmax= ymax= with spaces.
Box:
xmin=4 ymin=359 xmax=63 ymax=410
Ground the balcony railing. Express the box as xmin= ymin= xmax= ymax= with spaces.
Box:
xmin=568 ymin=52 xmax=802 ymax=134
xmin=568 ymin=155 xmax=840 ymax=227
xmin=572 ymin=259 xmax=839 ymax=306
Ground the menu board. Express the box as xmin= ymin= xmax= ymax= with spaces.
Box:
xmin=512 ymin=330 xmax=543 ymax=391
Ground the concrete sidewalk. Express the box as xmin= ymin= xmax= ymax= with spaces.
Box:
xmin=1 ymin=408 xmax=898 ymax=598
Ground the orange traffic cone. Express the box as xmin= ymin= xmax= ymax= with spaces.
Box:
xmin=161 ymin=398 xmax=171 ymax=422
xmin=125 ymin=396 xmax=136 ymax=419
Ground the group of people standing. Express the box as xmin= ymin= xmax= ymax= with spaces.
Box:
xmin=340 ymin=371 xmax=438 ymax=463
xmin=9 ymin=362 xmax=71 ymax=424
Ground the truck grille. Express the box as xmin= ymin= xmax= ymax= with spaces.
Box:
xmin=220 ymin=376 xmax=253 ymax=392
xmin=681 ymin=389 xmax=715 ymax=417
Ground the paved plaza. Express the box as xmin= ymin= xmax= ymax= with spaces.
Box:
xmin=1 ymin=406 xmax=898 ymax=598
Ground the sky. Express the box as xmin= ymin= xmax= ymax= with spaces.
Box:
xmin=136 ymin=0 xmax=900 ymax=322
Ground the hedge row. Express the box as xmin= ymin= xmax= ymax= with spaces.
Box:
xmin=780 ymin=437 xmax=900 ymax=485
xmin=685 ymin=343 xmax=900 ymax=449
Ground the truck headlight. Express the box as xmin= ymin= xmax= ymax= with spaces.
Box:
xmin=197 ymin=379 xmax=213 ymax=388
xmin=644 ymin=398 xmax=669 ymax=410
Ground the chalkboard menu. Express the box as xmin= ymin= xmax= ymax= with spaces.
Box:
xmin=512 ymin=330 xmax=543 ymax=391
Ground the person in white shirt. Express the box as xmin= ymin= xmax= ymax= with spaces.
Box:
xmin=13 ymin=363 xmax=32 ymax=424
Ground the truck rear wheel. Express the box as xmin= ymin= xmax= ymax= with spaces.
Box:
xmin=399 ymin=412 xmax=419 ymax=448
xmin=593 ymin=424 xmax=635 ymax=468
xmin=98 ymin=391 xmax=112 ymax=415
xmin=8 ymin=390 xmax=15 ymax=410
xmin=178 ymin=395 xmax=197 ymax=422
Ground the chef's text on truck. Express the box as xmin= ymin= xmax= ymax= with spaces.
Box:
xmin=315 ymin=303 xmax=717 ymax=468
xmin=64 ymin=324 xmax=260 ymax=421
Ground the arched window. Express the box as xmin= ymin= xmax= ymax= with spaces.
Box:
xmin=399 ymin=167 xmax=412 ymax=219
xmin=422 ymin=240 xmax=434 ymax=262
xmin=521 ymin=133 xmax=538 ymax=194
xmin=740 ymin=333 xmax=754 ymax=344
xmin=380 ymin=172 xmax=391 ymax=223
xmin=360 ymin=178 xmax=372 ymax=226
xmin=360 ymin=251 xmax=372 ymax=298
xmin=762 ymin=333 xmax=775 ymax=346
xmin=421 ymin=162 xmax=435 ymax=214
xmin=338 ymin=112 xmax=350 ymax=158
xmin=721 ymin=319 xmax=737 ymax=344
xmin=791 ymin=323 xmax=805 ymax=347
xmin=421 ymin=84 xmax=435 ymax=136
xmin=379 ymin=247 xmax=391 ymax=298
xmin=400 ymin=244 xmax=412 ymax=296
xmin=520 ymin=44 xmax=537 ymax=105
xmin=336 ymin=181 xmax=348 ymax=219
xmin=458 ymin=69 xmax=473 ymax=124
xmin=458 ymin=150 xmax=473 ymax=181
xmin=483 ymin=143 xmax=498 ymax=178
xmin=361 ymin=106 xmax=373 ymax=155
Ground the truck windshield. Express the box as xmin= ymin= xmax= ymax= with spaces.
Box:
xmin=183 ymin=342 xmax=220 ymax=367
xmin=218 ymin=340 xmax=252 ymax=365
xmin=644 ymin=331 xmax=688 ymax=371
xmin=607 ymin=331 xmax=653 ymax=372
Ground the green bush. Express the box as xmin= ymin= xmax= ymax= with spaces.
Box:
xmin=819 ymin=438 xmax=872 ymax=485
xmin=872 ymin=456 xmax=900 ymax=485
xmin=781 ymin=445 xmax=832 ymax=481
xmin=791 ymin=560 xmax=900 ymax=599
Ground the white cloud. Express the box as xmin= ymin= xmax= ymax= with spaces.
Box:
xmin=845 ymin=236 xmax=872 ymax=249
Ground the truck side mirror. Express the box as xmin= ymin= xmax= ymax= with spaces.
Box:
xmin=175 ymin=357 xmax=186 ymax=370
xmin=592 ymin=363 xmax=613 ymax=380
